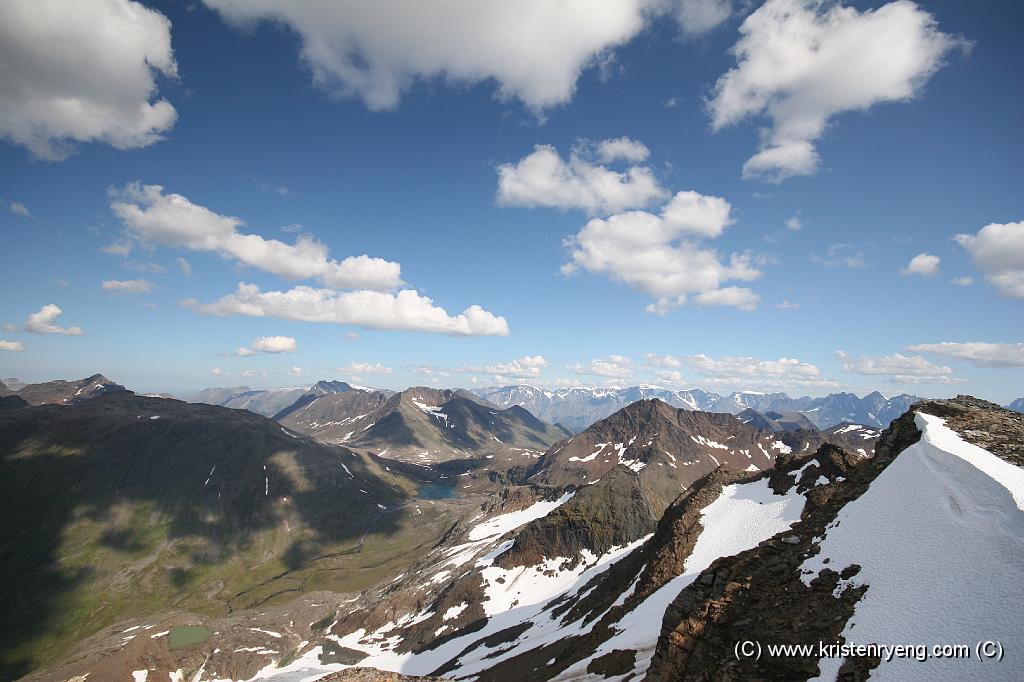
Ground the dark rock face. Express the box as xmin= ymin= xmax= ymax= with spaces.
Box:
xmin=496 ymin=466 xmax=660 ymax=570
xmin=527 ymin=400 xmax=824 ymax=517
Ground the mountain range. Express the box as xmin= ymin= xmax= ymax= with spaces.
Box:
xmin=3 ymin=374 xmax=1022 ymax=682
xmin=473 ymin=384 xmax=924 ymax=432
xmin=277 ymin=386 xmax=570 ymax=464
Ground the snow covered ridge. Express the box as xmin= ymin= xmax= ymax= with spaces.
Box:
xmin=802 ymin=412 xmax=1024 ymax=682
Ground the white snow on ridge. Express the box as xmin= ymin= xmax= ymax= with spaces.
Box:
xmin=467 ymin=492 xmax=574 ymax=541
xmin=558 ymin=476 xmax=807 ymax=680
xmin=803 ymin=413 xmax=1024 ymax=681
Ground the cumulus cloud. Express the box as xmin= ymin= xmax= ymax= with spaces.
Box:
xmin=183 ymin=283 xmax=509 ymax=336
xmin=25 ymin=304 xmax=84 ymax=335
xmin=344 ymin=332 xmax=360 ymax=341
xmin=110 ymin=183 xmax=403 ymax=291
xmin=203 ymin=1 xmax=656 ymax=112
xmin=459 ymin=355 xmax=549 ymax=378
xmin=685 ymin=353 xmax=837 ymax=389
xmin=596 ymin=137 xmax=650 ymax=163
xmin=654 ymin=369 xmax=684 ymax=382
xmin=950 ymin=276 xmax=974 ymax=287
xmin=250 ymin=335 xmax=298 ymax=354
xmin=708 ymin=0 xmax=964 ymax=182
xmin=835 ymin=350 xmax=954 ymax=378
xmin=0 ymin=340 xmax=25 ymax=352
xmin=954 ymin=221 xmax=1024 ymax=298
xmin=230 ymin=347 xmax=257 ymax=357
xmin=211 ymin=367 xmax=224 ymax=376
xmin=289 ymin=366 xmax=303 ymax=376
xmin=900 ymin=252 xmax=940 ymax=277
xmin=496 ymin=142 xmax=666 ymax=216
xmin=102 ymin=278 xmax=153 ymax=294
xmin=567 ymin=355 xmax=634 ymax=378
xmin=810 ymin=243 xmax=866 ymax=269
xmin=644 ymin=353 xmax=683 ymax=368
xmin=777 ymin=299 xmax=800 ymax=309
xmin=176 ymin=257 xmax=192 ymax=277
xmin=9 ymin=201 xmax=30 ymax=217
xmin=673 ymin=0 xmax=735 ymax=36
xmin=0 ymin=0 xmax=178 ymax=160
xmin=562 ymin=190 xmax=764 ymax=312
xmin=905 ymin=341 xmax=1024 ymax=368
xmin=785 ymin=216 xmax=802 ymax=231
xmin=343 ymin=361 xmax=393 ymax=375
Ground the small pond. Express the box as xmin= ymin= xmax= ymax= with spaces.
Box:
xmin=416 ymin=482 xmax=458 ymax=499
xmin=168 ymin=625 xmax=212 ymax=650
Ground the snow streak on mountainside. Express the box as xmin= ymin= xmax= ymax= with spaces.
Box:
xmin=473 ymin=385 xmax=922 ymax=432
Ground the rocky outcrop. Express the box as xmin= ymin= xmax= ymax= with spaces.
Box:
xmin=644 ymin=395 xmax=1010 ymax=682
xmin=9 ymin=373 xmax=127 ymax=405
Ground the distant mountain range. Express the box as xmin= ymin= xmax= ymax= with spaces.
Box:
xmin=0 ymin=373 xmax=126 ymax=406
xmin=279 ymin=386 xmax=570 ymax=464
xmin=473 ymin=384 xmax=924 ymax=431
xmin=182 ymin=379 xmax=390 ymax=417
xmin=1008 ymin=397 xmax=1024 ymax=413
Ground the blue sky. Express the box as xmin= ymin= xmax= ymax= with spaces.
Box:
xmin=1 ymin=0 xmax=1021 ymax=401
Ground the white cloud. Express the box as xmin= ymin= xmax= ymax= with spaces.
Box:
xmin=785 ymin=215 xmax=802 ymax=231
xmin=906 ymin=341 xmax=1024 ymax=368
xmin=211 ymin=367 xmax=224 ymax=376
xmin=655 ymin=369 xmax=684 ymax=382
xmin=644 ymin=353 xmax=683 ymax=368
xmin=708 ymin=0 xmax=964 ymax=182
xmin=810 ymin=243 xmax=867 ymax=269
xmin=0 ymin=340 xmax=25 ymax=352
xmin=100 ymin=242 xmax=133 ymax=256
xmin=0 ymin=0 xmax=177 ymax=160
xmin=460 ymin=355 xmax=549 ymax=378
xmin=950 ymin=276 xmax=974 ymax=287
xmin=184 ymin=283 xmax=509 ymax=336
xmin=250 ymin=335 xmax=298 ymax=354
xmin=660 ymin=190 xmax=734 ymax=238
xmin=567 ymin=355 xmax=634 ymax=378
xmin=342 ymin=362 xmax=393 ymax=375
xmin=900 ymin=252 xmax=940 ymax=277
xmin=777 ymin=299 xmax=800 ymax=309
xmin=289 ymin=366 xmax=303 ymax=376
xmin=344 ymin=332 xmax=360 ymax=341
xmin=836 ymin=350 xmax=954 ymax=377
xmin=596 ymin=136 xmax=650 ymax=163
xmin=562 ymin=190 xmax=763 ymax=312
xmin=203 ymin=1 xmax=655 ymax=112
xmin=231 ymin=347 xmax=256 ymax=357
xmin=685 ymin=353 xmax=837 ymax=389
xmin=9 ymin=201 xmax=30 ymax=217
xmin=673 ymin=0 xmax=735 ymax=36
xmin=110 ymin=183 xmax=403 ymax=291
xmin=693 ymin=286 xmax=760 ymax=312
xmin=25 ymin=304 xmax=84 ymax=335
xmin=954 ymin=221 xmax=1024 ymax=298
xmin=688 ymin=353 xmax=822 ymax=378
xmin=102 ymin=278 xmax=153 ymax=294
xmin=176 ymin=257 xmax=192 ymax=277
xmin=496 ymin=143 xmax=666 ymax=216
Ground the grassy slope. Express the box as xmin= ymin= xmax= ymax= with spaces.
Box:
xmin=0 ymin=393 xmax=463 ymax=679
